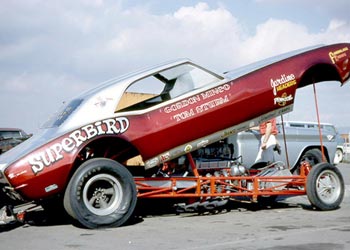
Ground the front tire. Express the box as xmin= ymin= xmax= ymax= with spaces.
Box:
xmin=64 ymin=158 xmax=137 ymax=228
xmin=306 ymin=163 xmax=344 ymax=210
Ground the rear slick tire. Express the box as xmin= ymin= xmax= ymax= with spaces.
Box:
xmin=306 ymin=163 xmax=344 ymax=210
xmin=64 ymin=158 xmax=137 ymax=228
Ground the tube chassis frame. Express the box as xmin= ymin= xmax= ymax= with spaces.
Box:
xmin=136 ymin=153 xmax=310 ymax=202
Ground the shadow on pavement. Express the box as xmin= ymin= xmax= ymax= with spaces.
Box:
xmin=0 ymin=197 xmax=309 ymax=232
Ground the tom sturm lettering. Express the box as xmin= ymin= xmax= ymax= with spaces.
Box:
xmin=172 ymin=95 xmax=229 ymax=122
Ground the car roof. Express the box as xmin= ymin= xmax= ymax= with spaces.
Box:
xmin=76 ymin=58 xmax=197 ymax=100
xmin=281 ymin=121 xmax=334 ymax=126
xmin=0 ymin=128 xmax=23 ymax=131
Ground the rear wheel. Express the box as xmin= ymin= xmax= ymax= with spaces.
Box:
xmin=64 ymin=158 xmax=137 ymax=228
xmin=306 ymin=163 xmax=344 ymax=210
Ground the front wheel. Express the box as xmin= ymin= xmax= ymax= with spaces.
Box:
xmin=64 ymin=158 xmax=137 ymax=228
xmin=306 ymin=163 xmax=344 ymax=210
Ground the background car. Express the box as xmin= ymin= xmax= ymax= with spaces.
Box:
xmin=0 ymin=128 xmax=31 ymax=154
xmin=226 ymin=121 xmax=339 ymax=172
xmin=341 ymin=142 xmax=350 ymax=163
xmin=278 ymin=121 xmax=343 ymax=164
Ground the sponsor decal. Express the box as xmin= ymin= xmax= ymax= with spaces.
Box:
xmin=270 ymin=74 xmax=296 ymax=96
xmin=274 ymin=93 xmax=294 ymax=106
xmin=94 ymin=96 xmax=114 ymax=107
xmin=329 ymin=47 xmax=349 ymax=64
xmin=200 ymin=84 xmax=231 ymax=99
xmin=184 ymin=144 xmax=193 ymax=153
xmin=29 ymin=117 xmax=130 ymax=174
xmin=172 ymin=95 xmax=229 ymax=122
xmin=160 ymin=152 xmax=171 ymax=162
xmin=197 ymin=140 xmax=209 ymax=148
xmin=164 ymin=95 xmax=201 ymax=113
xmin=45 ymin=184 xmax=58 ymax=193
xmin=163 ymin=84 xmax=231 ymax=122
xmin=146 ymin=157 xmax=160 ymax=168
xmin=8 ymin=170 xmax=27 ymax=179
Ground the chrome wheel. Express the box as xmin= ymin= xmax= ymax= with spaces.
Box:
xmin=83 ymin=174 xmax=123 ymax=216
xmin=315 ymin=170 xmax=342 ymax=205
xmin=306 ymin=163 xmax=344 ymax=210
xmin=64 ymin=158 xmax=137 ymax=228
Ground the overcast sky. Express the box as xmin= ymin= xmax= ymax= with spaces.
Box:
xmin=1 ymin=0 xmax=350 ymax=134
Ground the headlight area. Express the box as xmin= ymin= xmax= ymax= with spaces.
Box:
xmin=0 ymin=171 xmax=6 ymax=184
xmin=0 ymin=184 xmax=24 ymax=203
xmin=0 ymin=164 xmax=9 ymax=184
xmin=0 ymin=164 xmax=25 ymax=205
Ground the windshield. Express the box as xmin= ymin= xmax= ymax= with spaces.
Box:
xmin=42 ymin=99 xmax=83 ymax=128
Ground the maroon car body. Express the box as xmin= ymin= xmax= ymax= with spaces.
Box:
xmin=0 ymin=43 xmax=349 ymax=228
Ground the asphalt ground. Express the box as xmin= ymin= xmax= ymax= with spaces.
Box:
xmin=0 ymin=163 xmax=349 ymax=250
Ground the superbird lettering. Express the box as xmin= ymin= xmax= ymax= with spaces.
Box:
xmin=29 ymin=117 xmax=129 ymax=174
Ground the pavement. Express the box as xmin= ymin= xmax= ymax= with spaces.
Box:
xmin=0 ymin=163 xmax=349 ymax=250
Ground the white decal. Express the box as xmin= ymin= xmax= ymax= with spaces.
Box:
xmin=197 ymin=140 xmax=209 ymax=148
xmin=173 ymin=109 xmax=195 ymax=122
xmin=164 ymin=95 xmax=201 ymax=113
xmin=94 ymin=96 xmax=113 ymax=107
xmin=172 ymin=95 xmax=229 ymax=122
xmin=45 ymin=184 xmax=58 ymax=193
xmin=160 ymin=152 xmax=171 ymax=162
xmin=270 ymin=74 xmax=296 ymax=96
xmin=29 ymin=117 xmax=129 ymax=174
xmin=200 ymin=84 xmax=230 ymax=100
xmin=163 ymin=84 xmax=231 ymax=119
xmin=146 ymin=157 xmax=160 ymax=167
xmin=274 ymin=94 xmax=293 ymax=106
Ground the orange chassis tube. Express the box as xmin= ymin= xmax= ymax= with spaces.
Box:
xmin=135 ymin=153 xmax=311 ymax=202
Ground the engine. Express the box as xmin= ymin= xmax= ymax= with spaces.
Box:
xmin=151 ymin=139 xmax=292 ymax=214
xmin=153 ymin=139 xmax=249 ymax=178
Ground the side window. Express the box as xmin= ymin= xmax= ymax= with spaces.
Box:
xmin=115 ymin=76 xmax=165 ymax=111
xmin=115 ymin=63 xmax=222 ymax=112
xmin=323 ymin=125 xmax=336 ymax=134
xmin=290 ymin=123 xmax=305 ymax=128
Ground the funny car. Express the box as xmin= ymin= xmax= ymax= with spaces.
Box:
xmin=0 ymin=43 xmax=349 ymax=228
